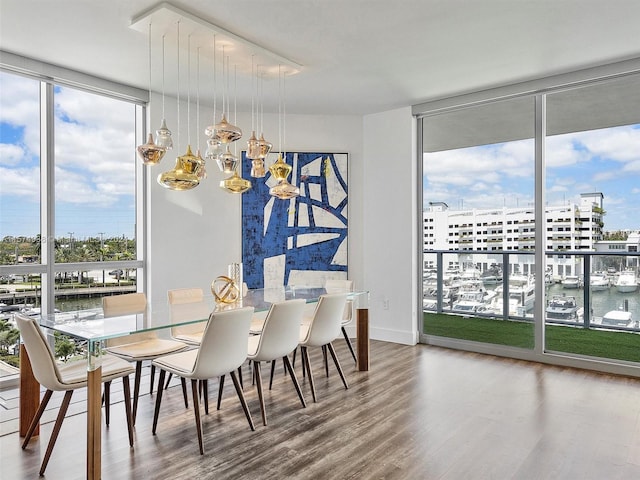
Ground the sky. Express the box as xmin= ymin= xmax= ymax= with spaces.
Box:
xmin=0 ymin=71 xmax=137 ymax=240
xmin=2 ymin=69 xmax=640 ymax=239
xmin=424 ymin=124 xmax=640 ymax=232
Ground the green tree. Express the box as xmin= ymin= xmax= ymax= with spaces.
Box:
xmin=54 ymin=332 xmax=78 ymax=361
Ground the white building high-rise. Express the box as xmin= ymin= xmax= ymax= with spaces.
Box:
xmin=423 ymin=192 xmax=605 ymax=279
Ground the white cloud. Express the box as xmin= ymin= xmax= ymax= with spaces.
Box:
xmin=0 ymin=166 xmax=40 ymax=199
xmin=0 ymin=143 xmax=25 ymax=166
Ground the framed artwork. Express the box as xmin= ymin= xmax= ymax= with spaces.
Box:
xmin=241 ymin=151 xmax=349 ymax=289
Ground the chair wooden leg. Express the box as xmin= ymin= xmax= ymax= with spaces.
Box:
xmin=191 ymin=379 xmax=204 ymax=455
xmin=342 ymin=326 xmax=357 ymax=364
xmin=122 ymin=375 xmax=134 ymax=447
xmin=203 ymin=379 xmax=209 ymax=415
xmin=322 ymin=345 xmax=329 ymax=378
xmin=283 ymin=355 xmax=306 ymax=408
xmin=104 ymin=380 xmax=111 ymax=426
xmin=238 ymin=365 xmax=243 ymax=389
xmin=150 ymin=364 xmax=156 ymax=395
xmin=22 ymin=389 xmax=53 ymax=449
xmin=269 ymin=359 xmax=276 ymax=390
xmin=327 ymin=342 xmax=349 ymax=389
xmin=152 ymin=369 xmax=166 ymax=435
xmin=39 ymin=390 xmax=73 ymax=476
xmin=254 ymin=361 xmax=267 ymax=426
xmin=181 ymin=377 xmax=189 ymax=408
xmin=230 ymin=370 xmax=255 ymax=431
xmin=132 ymin=361 xmax=142 ymax=425
xmin=301 ymin=346 xmax=316 ymax=403
xmin=217 ymin=375 xmax=225 ymax=410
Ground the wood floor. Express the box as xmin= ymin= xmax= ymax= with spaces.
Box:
xmin=3 ymin=340 xmax=640 ymax=479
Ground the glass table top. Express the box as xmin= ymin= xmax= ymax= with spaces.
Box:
xmin=37 ymin=286 xmax=368 ymax=343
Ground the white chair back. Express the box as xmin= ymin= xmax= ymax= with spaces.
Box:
xmin=102 ymin=292 xmax=146 ymax=316
xmin=102 ymin=292 xmax=153 ymax=346
xmin=302 ymin=293 xmax=348 ymax=347
xmin=167 ymin=288 xmax=204 ymax=305
xmin=325 ymin=279 xmax=354 ymax=322
xmin=325 ymin=279 xmax=353 ymax=293
xmin=252 ymin=299 xmax=306 ymax=361
xmin=15 ymin=313 xmax=68 ymax=391
xmin=191 ymin=306 xmax=254 ymax=378
xmin=168 ymin=288 xmax=208 ymax=337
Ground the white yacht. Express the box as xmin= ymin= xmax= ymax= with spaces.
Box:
xmin=488 ymin=274 xmax=535 ymax=316
xmin=614 ymin=269 xmax=638 ymax=293
xmin=561 ymin=275 xmax=582 ymax=289
xmin=545 ymin=294 xmax=583 ymax=323
xmin=589 ymin=272 xmax=610 ymax=291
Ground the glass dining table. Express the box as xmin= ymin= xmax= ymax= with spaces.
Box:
xmin=19 ymin=286 xmax=369 ymax=480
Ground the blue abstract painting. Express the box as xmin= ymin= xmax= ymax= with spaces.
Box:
xmin=241 ymin=151 xmax=348 ymax=289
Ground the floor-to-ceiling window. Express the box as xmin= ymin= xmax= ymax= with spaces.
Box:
xmin=420 ymin=96 xmax=536 ymax=349
xmin=417 ymin=62 xmax=640 ymax=372
xmin=0 ymin=65 xmax=146 ymax=382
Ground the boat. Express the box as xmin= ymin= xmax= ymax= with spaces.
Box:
xmin=589 ymin=272 xmax=610 ymax=291
xmin=545 ymin=294 xmax=583 ymax=323
xmin=480 ymin=265 xmax=502 ymax=284
xmin=599 ymin=310 xmax=634 ymax=328
xmin=614 ymin=269 xmax=638 ymax=293
xmin=561 ymin=275 xmax=582 ymax=289
xmin=487 ymin=274 xmax=535 ymax=316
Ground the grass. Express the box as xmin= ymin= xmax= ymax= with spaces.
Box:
xmin=424 ymin=312 xmax=640 ymax=363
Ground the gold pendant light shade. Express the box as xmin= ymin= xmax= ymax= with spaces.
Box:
xmin=268 ymin=154 xmax=299 ymax=199
xmin=269 ymin=180 xmax=300 ymax=200
xmin=157 ymin=145 xmax=202 ymax=191
xmin=258 ymin=133 xmax=273 ymax=159
xmin=246 ymin=131 xmax=261 ymax=159
xmin=220 ymin=170 xmax=252 ymax=194
xmin=137 ymin=133 xmax=166 ymax=165
xmin=214 ymin=114 xmax=242 ymax=143
xmin=250 ymin=159 xmax=266 ymax=178
xmin=268 ymin=154 xmax=292 ymax=180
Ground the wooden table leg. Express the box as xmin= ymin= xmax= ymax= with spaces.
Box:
xmin=19 ymin=344 xmax=40 ymax=438
xmin=356 ymin=308 xmax=369 ymax=371
xmin=86 ymin=365 xmax=102 ymax=480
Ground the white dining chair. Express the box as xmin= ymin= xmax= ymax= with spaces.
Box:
xmin=167 ymin=287 xmax=208 ymax=345
xmin=245 ymin=299 xmax=307 ymax=425
xmin=151 ymin=306 xmax=256 ymax=455
xmin=299 ymin=293 xmax=349 ymax=403
xmin=324 ymin=278 xmax=357 ymax=364
xmin=102 ymin=292 xmax=188 ymax=424
xmin=15 ymin=313 xmax=135 ymax=476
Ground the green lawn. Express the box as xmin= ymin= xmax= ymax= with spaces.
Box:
xmin=424 ymin=312 xmax=640 ymax=363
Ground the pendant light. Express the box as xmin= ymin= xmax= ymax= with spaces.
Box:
xmin=269 ymin=67 xmax=299 ymax=200
xmin=155 ymin=34 xmax=173 ymax=150
xmin=204 ymin=35 xmax=223 ymax=164
xmin=158 ymin=21 xmax=200 ymax=190
xmin=136 ymin=22 xmax=166 ymax=165
xmin=246 ymin=57 xmax=261 ymax=165
xmin=194 ymin=46 xmax=207 ymax=180
xmin=221 ymin=63 xmax=251 ymax=194
xmin=214 ymin=48 xmax=242 ymax=144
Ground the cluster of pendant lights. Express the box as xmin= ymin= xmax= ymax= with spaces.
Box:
xmin=136 ymin=21 xmax=299 ymax=200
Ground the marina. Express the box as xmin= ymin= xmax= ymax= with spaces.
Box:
xmin=424 ymin=267 xmax=640 ymax=329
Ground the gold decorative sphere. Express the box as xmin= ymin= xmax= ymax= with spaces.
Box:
xmin=211 ymin=275 xmax=240 ymax=304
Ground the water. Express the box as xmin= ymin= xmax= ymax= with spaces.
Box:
xmin=545 ymin=283 xmax=640 ymax=321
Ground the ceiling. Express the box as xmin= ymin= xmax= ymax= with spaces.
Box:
xmin=2 ymin=0 xmax=640 ymax=116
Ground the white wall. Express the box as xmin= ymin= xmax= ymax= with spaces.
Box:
xmin=362 ymin=107 xmax=418 ymax=345
xmin=147 ymin=95 xmax=417 ymax=345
